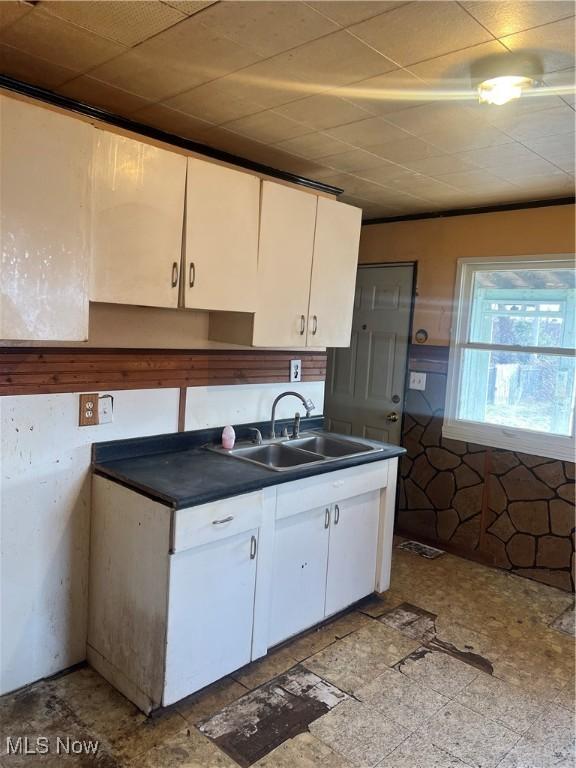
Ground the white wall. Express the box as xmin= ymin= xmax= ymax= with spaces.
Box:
xmin=185 ymin=381 xmax=325 ymax=431
xmin=0 ymin=388 xmax=180 ymax=695
xmin=0 ymin=379 xmax=325 ymax=694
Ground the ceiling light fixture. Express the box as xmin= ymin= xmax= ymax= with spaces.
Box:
xmin=471 ymin=52 xmax=543 ymax=106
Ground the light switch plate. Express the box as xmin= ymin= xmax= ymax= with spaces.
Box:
xmin=409 ymin=372 xmax=427 ymax=391
xmin=290 ymin=359 xmax=302 ymax=382
xmin=98 ymin=394 xmax=114 ymax=424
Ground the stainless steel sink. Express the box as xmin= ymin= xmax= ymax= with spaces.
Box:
xmin=207 ymin=431 xmax=383 ymax=472
xmin=226 ymin=443 xmax=325 ymax=471
xmin=289 ymin=434 xmax=373 ymax=458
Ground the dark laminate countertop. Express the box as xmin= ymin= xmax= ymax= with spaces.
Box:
xmin=93 ymin=417 xmax=405 ymax=510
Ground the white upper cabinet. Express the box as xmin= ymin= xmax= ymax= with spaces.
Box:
xmin=307 ymin=197 xmax=362 ymax=348
xmin=90 ymin=130 xmax=186 ymax=308
xmin=184 ymin=158 xmax=259 ymax=312
xmin=253 ymin=181 xmax=318 ymax=348
xmin=0 ymin=96 xmax=92 ymax=341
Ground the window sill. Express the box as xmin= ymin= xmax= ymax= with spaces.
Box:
xmin=442 ymin=422 xmax=575 ymax=463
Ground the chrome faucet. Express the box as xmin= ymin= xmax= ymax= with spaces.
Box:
xmin=270 ymin=391 xmax=315 ymax=439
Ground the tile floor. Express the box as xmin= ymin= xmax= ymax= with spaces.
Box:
xmin=1 ymin=543 xmax=574 ymax=767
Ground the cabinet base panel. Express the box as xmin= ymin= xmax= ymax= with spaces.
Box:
xmin=87 ymin=643 xmax=156 ymax=715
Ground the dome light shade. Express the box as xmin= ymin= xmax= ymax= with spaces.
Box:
xmin=471 ymin=52 xmax=543 ymax=106
xmin=477 ymin=75 xmax=534 ymax=105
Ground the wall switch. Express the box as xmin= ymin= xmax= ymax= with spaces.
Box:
xmin=409 ymin=372 xmax=427 ymax=391
xmin=98 ymin=394 xmax=114 ymax=424
xmin=290 ymin=359 xmax=302 ymax=383
xmin=79 ymin=393 xmax=99 ymax=426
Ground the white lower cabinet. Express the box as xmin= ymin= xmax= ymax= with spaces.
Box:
xmin=164 ymin=528 xmax=259 ymax=706
xmin=89 ymin=459 xmax=397 ymax=714
xmin=325 ymin=491 xmax=380 ymax=617
xmin=269 ymin=506 xmax=329 ymax=647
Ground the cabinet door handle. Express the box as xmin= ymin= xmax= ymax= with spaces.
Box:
xmin=334 ymin=504 xmax=340 ymax=525
xmin=324 ymin=507 xmax=330 ymax=529
xmin=312 ymin=315 xmax=318 ymax=335
xmin=171 ymin=261 xmax=179 ymax=288
xmin=300 ymin=314 xmax=306 ymax=335
xmin=250 ymin=535 xmax=257 ymax=560
xmin=212 ymin=515 xmax=233 ymax=525
xmin=189 ymin=262 xmax=195 ymax=287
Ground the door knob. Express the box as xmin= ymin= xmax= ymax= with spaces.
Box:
xmin=386 ymin=412 xmax=399 ymax=423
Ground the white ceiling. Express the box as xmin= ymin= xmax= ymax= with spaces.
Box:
xmin=0 ymin=0 xmax=574 ymax=218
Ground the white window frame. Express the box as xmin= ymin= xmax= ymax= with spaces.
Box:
xmin=443 ymin=254 xmax=576 ymax=462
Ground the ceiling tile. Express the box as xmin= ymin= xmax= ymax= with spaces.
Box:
xmin=319 ymin=148 xmax=390 ymax=172
xmin=161 ymin=1 xmax=218 ymax=15
xmin=326 ymin=115 xmax=409 ymax=147
xmin=306 ymin=1 xmax=406 ymax=28
xmin=0 ymin=7 xmax=126 ymax=72
xmin=275 ymin=131 xmax=353 ymax=159
xmin=486 ymin=104 xmax=575 ymax=141
xmin=164 ymin=79 xmax=264 ymax=124
xmin=40 ymin=0 xmax=187 ymax=46
xmin=222 ymin=110 xmax=312 ymax=144
xmin=0 ymin=41 xmax=76 ymax=88
xmin=383 ymin=103 xmax=479 ymax=137
xmin=422 ymin=123 xmax=512 ymax=153
xmin=89 ymin=15 xmax=263 ymax=101
xmin=272 ymin=29 xmax=398 ymax=89
xmin=436 ymin=169 xmax=518 ymax=191
xmin=0 ymin=1 xmax=32 ymax=31
xmin=406 ymin=40 xmax=508 ymax=89
xmin=274 ymin=92 xmax=373 ymax=130
xmin=522 ymin=132 xmax=575 ymax=173
xmin=340 ymin=69 xmax=429 ymax=116
xmin=508 ymin=174 xmax=575 ymax=195
xmin=455 ymin=142 xmax=539 ymax=168
xmin=56 ymin=75 xmax=153 ymax=115
xmin=194 ymin=1 xmax=339 ymax=58
xmin=353 ymin=161 xmax=418 ymax=184
xmin=131 ymin=103 xmax=214 ymax=140
xmin=349 ymin=1 xmax=493 ymax=67
xmin=500 ymin=17 xmax=576 ymax=73
xmin=490 ymin=156 xmax=568 ymax=181
xmin=460 ymin=1 xmax=575 ymax=38
xmin=543 ymin=67 xmax=575 ymax=107
xmin=367 ymin=135 xmax=444 ymax=163
xmin=401 ymin=154 xmax=477 ymax=175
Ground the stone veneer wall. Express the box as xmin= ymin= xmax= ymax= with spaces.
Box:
xmin=397 ymin=346 xmax=575 ymax=593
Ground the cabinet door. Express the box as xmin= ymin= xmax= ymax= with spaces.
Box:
xmin=307 ymin=197 xmax=361 ymax=348
xmin=163 ymin=528 xmax=258 ymax=705
xmin=269 ymin=506 xmax=330 ymax=647
xmin=184 ymin=158 xmax=259 ymax=312
xmin=91 ymin=130 xmax=186 ymax=308
xmin=252 ymin=182 xmax=317 ymax=348
xmin=0 ymin=96 xmax=91 ymax=341
xmin=325 ymin=492 xmax=380 ymax=617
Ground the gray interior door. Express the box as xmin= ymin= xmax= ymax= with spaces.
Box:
xmin=324 ymin=264 xmax=414 ymax=445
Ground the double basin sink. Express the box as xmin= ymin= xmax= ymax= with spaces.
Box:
xmin=209 ymin=432 xmax=383 ymax=472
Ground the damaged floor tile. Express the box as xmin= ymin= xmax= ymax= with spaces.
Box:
xmin=377 ymin=731 xmax=474 ymax=768
xmin=550 ymin=604 xmax=576 ymax=637
xmin=355 ymin=665 xmax=448 ymax=730
xmin=380 ymin=602 xmax=437 ymax=641
xmin=397 ymin=540 xmax=445 ymax=559
xmin=309 ymin=698 xmax=408 ymax=767
xmin=456 ymin=674 xmax=544 ymax=734
xmin=303 ymin=622 xmax=419 ymax=694
xmin=395 ymin=647 xmax=479 ymax=698
xmin=198 ymin=666 xmax=347 ymax=767
xmin=419 ymin=701 xmax=520 ymax=768
xmin=230 ymin=647 xmax=298 ymax=690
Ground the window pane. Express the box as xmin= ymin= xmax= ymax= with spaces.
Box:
xmin=458 ymin=349 xmax=575 ymax=436
xmin=469 ymin=268 xmax=575 ymax=347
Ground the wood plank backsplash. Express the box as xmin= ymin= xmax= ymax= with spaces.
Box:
xmin=0 ymin=349 xmax=327 ymax=396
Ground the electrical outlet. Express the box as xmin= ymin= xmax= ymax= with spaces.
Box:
xmin=79 ymin=393 xmax=99 ymax=426
xmin=409 ymin=372 xmax=427 ymax=391
xmin=290 ymin=359 xmax=301 ymax=383
xmin=98 ymin=394 xmax=114 ymax=424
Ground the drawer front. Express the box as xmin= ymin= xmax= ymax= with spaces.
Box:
xmin=276 ymin=460 xmax=389 ymax=520
xmin=172 ymin=491 xmax=263 ymax=552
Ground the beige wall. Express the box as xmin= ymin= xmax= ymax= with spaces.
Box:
xmin=359 ymin=204 xmax=576 ymax=346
